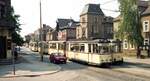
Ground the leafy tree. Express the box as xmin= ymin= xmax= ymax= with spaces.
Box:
xmin=117 ymin=0 xmax=143 ymax=57
xmin=9 ymin=7 xmax=24 ymax=46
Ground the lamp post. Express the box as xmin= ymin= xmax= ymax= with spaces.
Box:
xmin=40 ymin=0 xmax=43 ymax=61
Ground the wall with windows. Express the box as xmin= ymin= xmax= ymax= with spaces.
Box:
xmin=77 ymin=14 xmax=104 ymax=39
xmin=141 ymin=15 xmax=150 ymax=45
xmin=0 ymin=0 xmax=12 ymax=59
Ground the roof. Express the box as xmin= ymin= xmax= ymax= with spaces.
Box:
xmin=138 ymin=0 xmax=149 ymax=14
xmin=80 ymin=4 xmax=104 ymax=16
xmin=56 ymin=18 xmax=79 ymax=30
xmin=138 ymin=0 xmax=148 ymax=7
xmin=57 ymin=19 xmax=74 ymax=27
xmin=103 ymin=16 xmax=113 ymax=23
xmin=113 ymin=15 xmax=122 ymax=22
xmin=142 ymin=6 xmax=150 ymax=16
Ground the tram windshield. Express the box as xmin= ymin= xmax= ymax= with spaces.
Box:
xmin=89 ymin=43 xmax=121 ymax=54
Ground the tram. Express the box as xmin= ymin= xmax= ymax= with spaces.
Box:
xmin=48 ymin=39 xmax=123 ymax=66
xmin=38 ymin=41 xmax=48 ymax=54
xmin=29 ymin=41 xmax=38 ymax=52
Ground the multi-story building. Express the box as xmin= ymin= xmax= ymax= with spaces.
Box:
xmin=141 ymin=1 xmax=150 ymax=46
xmin=31 ymin=24 xmax=52 ymax=42
xmin=46 ymin=28 xmax=57 ymax=41
xmin=0 ymin=0 xmax=14 ymax=59
xmin=113 ymin=0 xmax=149 ymax=56
xmin=41 ymin=24 xmax=51 ymax=41
xmin=76 ymin=4 xmax=113 ymax=40
xmin=57 ymin=18 xmax=78 ymax=41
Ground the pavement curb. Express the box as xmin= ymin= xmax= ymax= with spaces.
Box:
xmin=0 ymin=65 xmax=61 ymax=78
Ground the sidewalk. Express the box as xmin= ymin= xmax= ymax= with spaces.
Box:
xmin=112 ymin=57 xmax=150 ymax=78
xmin=0 ymin=47 xmax=61 ymax=78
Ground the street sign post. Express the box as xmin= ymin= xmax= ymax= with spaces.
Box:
xmin=12 ymin=43 xmax=16 ymax=75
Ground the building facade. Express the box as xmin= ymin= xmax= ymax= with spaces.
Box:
xmin=103 ymin=16 xmax=114 ymax=39
xmin=141 ymin=1 xmax=150 ymax=46
xmin=0 ymin=0 xmax=13 ymax=59
xmin=113 ymin=0 xmax=150 ymax=56
xmin=57 ymin=18 xmax=78 ymax=41
xmin=76 ymin=4 xmax=113 ymax=40
xmin=76 ymin=4 xmax=104 ymax=40
xmin=46 ymin=29 xmax=57 ymax=41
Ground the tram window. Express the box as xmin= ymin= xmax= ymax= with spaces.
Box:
xmin=80 ymin=45 xmax=84 ymax=52
xmin=70 ymin=44 xmax=79 ymax=52
xmin=99 ymin=46 xmax=109 ymax=54
xmin=49 ymin=43 xmax=56 ymax=49
xmin=93 ymin=44 xmax=98 ymax=53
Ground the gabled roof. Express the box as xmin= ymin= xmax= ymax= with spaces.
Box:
xmin=57 ymin=19 xmax=74 ymax=28
xmin=80 ymin=4 xmax=104 ymax=16
xmin=142 ymin=1 xmax=150 ymax=16
xmin=138 ymin=0 xmax=148 ymax=8
xmin=103 ymin=16 xmax=113 ymax=23
xmin=142 ymin=6 xmax=150 ymax=16
xmin=56 ymin=18 xmax=79 ymax=30
xmin=113 ymin=15 xmax=122 ymax=22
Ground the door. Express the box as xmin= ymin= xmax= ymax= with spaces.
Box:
xmin=0 ymin=36 xmax=7 ymax=59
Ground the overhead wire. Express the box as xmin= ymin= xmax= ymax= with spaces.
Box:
xmin=100 ymin=0 xmax=117 ymax=5
xmin=100 ymin=0 xmax=120 ymax=13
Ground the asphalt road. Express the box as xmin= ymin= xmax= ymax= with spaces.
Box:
xmin=0 ymin=47 xmax=149 ymax=81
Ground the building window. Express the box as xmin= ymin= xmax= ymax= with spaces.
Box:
xmin=82 ymin=28 xmax=86 ymax=37
xmin=79 ymin=44 xmax=85 ymax=52
xmin=124 ymin=39 xmax=128 ymax=49
xmin=143 ymin=20 xmax=149 ymax=32
xmin=144 ymin=38 xmax=149 ymax=45
xmin=94 ymin=17 xmax=98 ymax=23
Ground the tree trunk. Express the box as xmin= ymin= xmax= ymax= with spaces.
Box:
xmin=137 ymin=46 xmax=141 ymax=58
xmin=148 ymin=46 xmax=150 ymax=57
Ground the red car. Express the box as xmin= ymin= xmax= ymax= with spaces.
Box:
xmin=49 ymin=53 xmax=67 ymax=64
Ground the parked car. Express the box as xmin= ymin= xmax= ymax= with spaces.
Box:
xmin=49 ymin=53 xmax=67 ymax=64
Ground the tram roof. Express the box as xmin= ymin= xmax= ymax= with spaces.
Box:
xmin=48 ymin=39 xmax=117 ymax=43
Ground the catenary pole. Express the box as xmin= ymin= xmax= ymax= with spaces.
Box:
xmin=40 ymin=0 xmax=43 ymax=61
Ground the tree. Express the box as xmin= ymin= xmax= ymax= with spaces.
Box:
xmin=9 ymin=7 xmax=24 ymax=46
xmin=117 ymin=0 xmax=143 ymax=57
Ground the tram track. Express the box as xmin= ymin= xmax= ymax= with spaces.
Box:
xmin=85 ymin=66 xmax=150 ymax=81
xmin=60 ymin=61 xmax=150 ymax=81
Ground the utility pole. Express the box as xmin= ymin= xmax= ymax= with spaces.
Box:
xmin=40 ymin=0 xmax=43 ymax=61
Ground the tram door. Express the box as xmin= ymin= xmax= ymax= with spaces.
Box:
xmin=0 ymin=36 xmax=7 ymax=59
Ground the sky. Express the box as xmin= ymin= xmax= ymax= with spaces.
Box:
xmin=11 ymin=0 xmax=120 ymax=37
